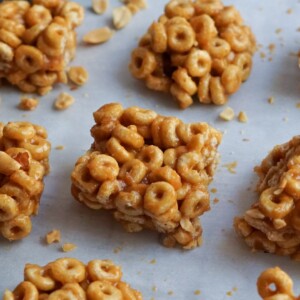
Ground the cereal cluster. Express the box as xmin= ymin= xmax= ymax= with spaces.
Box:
xmin=234 ymin=136 xmax=300 ymax=260
xmin=0 ymin=0 xmax=84 ymax=95
xmin=129 ymin=0 xmax=256 ymax=109
xmin=0 ymin=121 xmax=51 ymax=241
xmin=71 ymin=103 xmax=222 ymax=249
xmin=3 ymin=258 xmax=143 ymax=300
xmin=257 ymin=267 xmax=299 ymax=300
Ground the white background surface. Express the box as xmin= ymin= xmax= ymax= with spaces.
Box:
xmin=0 ymin=0 xmax=300 ymax=299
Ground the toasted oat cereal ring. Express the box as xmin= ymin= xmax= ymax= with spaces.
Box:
xmin=172 ymin=68 xmax=197 ymax=95
xmin=145 ymin=73 xmax=172 ymax=93
xmin=209 ymin=76 xmax=227 ymax=105
xmin=22 ymin=23 xmax=48 ymax=45
xmin=24 ymin=264 xmax=56 ymax=292
xmin=203 ymin=37 xmax=231 ymax=59
xmin=15 ymin=45 xmax=44 ymax=74
xmin=112 ymin=124 xmax=144 ymax=149
xmin=185 ymin=48 xmax=211 ymax=77
xmin=115 ymin=191 xmax=144 ymax=216
xmin=29 ymin=71 xmax=57 ymax=87
xmin=221 ymin=24 xmax=249 ymax=53
xmin=87 ymin=260 xmax=122 ymax=283
xmin=137 ymin=145 xmax=164 ymax=171
xmin=50 ymin=258 xmax=86 ymax=284
xmin=87 ymin=281 xmax=122 ymax=300
xmin=106 ymin=137 xmax=134 ymax=164
xmin=180 ymin=187 xmax=210 ymax=218
xmin=257 ymin=267 xmax=294 ymax=298
xmin=96 ymin=180 xmax=120 ymax=208
xmin=0 ymin=194 xmax=18 ymax=222
xmin=194 ymin=0 xmax=223 ymax=16
xmin=149 ymin=166 xmax=182 ymax=190
xmin=117 ymin=282 xmax=141 ymax=300
xmin=122 ymin=106 xmax=157 ymax=126
xmin=160 ymin=117 xmax=182 ymax=148
xmin=43 ymin=22 xmax=68 ymax=49
xmin=211 ymin=57 xmax=228 ymax=76
xmin=167 ymin=22 xmax=195 ymax=53
xmin=32 ymin=0 xmax=61 ymax=9
xmin=221 ymin=64 xmax=242 ymax=94
xmin=176 ymin=152 xmax=203 ymax=184
xmin=19 ymin=136 xmax=51 ymax=161
xmin=0 ymin=2 xmax=23 ymax=19
xmin=144 ymin=181 xmax=176 ymax=216
xmin=118 ymin=159 xmax=147 ymax=185
xmin=0 ymin=28 xmax=21 ymax=48
xmin=165 ymin=0 xmax=195 ymax=19
xmin=37 ymin=36 xmax=64 ymax=57
xmin=245 ymin=231 xmax=276 ymax=254
xmin=151 ymin=116 xmax=164 ymax=148
xmin=0 ymin=18 xmax=25 ymax=37
xmin=17 ymin=80 xmax=38 ymax=94
xmin=149 ymin=22 xmax=167 ymax=53
xmin=1 ymin=214 xmax=32 ymax=241
xmin=233 ymin=52 xmax=252 ymax=82
xmin=49 ymin=283 xmax=86 ymax=300
xmin=11 ymin=281 xmax=39 ymax=300
xmin=59 ymin=2 xmax=84 ymax=28
xmin=138 ymin=33 xmax=151 ymax=48
xmin=93 ymin=103 xmax=123 ymax=124
xmin=190 ymin=14 xmax=217 ymax=45
xmin=24 ymin=5 xmax=52 ymax=27
xmin=3 ymin=122 xmax=36 ymax=141
xmin=130 ymin=47 xmax=157 ymax=79
xmin=87 ymin=154 xmax=119 ymax=182
xmin=214 ymin=5 xmax=243 ymax=27
xmin=282 ymin=167 xmax=300 ymax=200
xmin=170 ymin=83 xmax=193 ymax=109
xmin=198 ymin=73 xmax=211 ymax=104
xmin=0 ymin=42 xmax=14 ymax=62
xmin=171 ymin=53 xmax=188 ymax=67
xmin=259 ymin=188 xmax=294 ymax=219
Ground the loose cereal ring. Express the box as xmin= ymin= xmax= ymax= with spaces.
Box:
xmin=129 ymin=0 xmax=256 ymax=108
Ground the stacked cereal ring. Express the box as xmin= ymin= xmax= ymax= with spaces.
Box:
xmin=0 ymin=121 xmax=51 ymax=241
xmin=0 ymin=0 xmax=84 ymax=95
xmin=257 ymin=267 xmax=300 ymax=300
xmin=234 ymin=136 xmax=300 ymax=260
xmin=71 ymin=103 xmax=222 ymax=249
xmin=129 ymin=0 xmax=256 ymax=109
xmin=3 ymin=258 xmax=143 ymax=300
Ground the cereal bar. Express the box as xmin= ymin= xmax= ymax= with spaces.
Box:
xmin=129 ymin=0 xmax=256 ymax=109
xmin=0 ymin=0 xmax=84 ymax=95
xmin=0 ymin=121 xmax=51 ymax=241
xmin=3 ymin=258 xmax=142 ymax=300
xmin=257 ymin=267 xmax=299 ymax=299
xmin=234 ymin=136 xmax=300 ymax=260
xmin=71 ymin=103 xmax=222 ymax=249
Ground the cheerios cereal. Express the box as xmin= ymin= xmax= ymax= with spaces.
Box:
xmin=129 ymin=0 xmax=256 ymax=109
xmin=71 ymin=103 xmax=222 ymax=249
xmin=0 ymin=121 xmax=51 ymax=241
xmin=234 ymin=136 xmax=300 ymax=260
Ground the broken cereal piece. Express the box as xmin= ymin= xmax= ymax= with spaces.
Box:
xmin=238 ymin=111 xmax=248 ymax=123
xmin=92 ymin=0 xmax=109 ymax=14
xmin=54 ymin=92 xmax=74 ymax=110
xmin=219 ymin=107 xmax=235 ymax=121
xmin=68 ymin=66 xmax=89 ymax=86
xmin=19 ymin=97 xmax=39 ymax=111
xmin=45 ymin=229 xmax=61 ymax=244
xmin=62 ymin=243 xmax=77 ymax=252
xmin=83 ymin=27 xmax=115 ymax=44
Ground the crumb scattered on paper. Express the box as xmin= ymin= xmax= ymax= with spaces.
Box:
xmin=149 ymin=259 xmax=156 ymax=264
xmin=211 ymin=188 xmax=217 ymax=193
xmin=213 ymin=198 xmax=219 ymax=204
xmin=223 ymin=161 xmax=237 ymax=174
xmin=268 ymin=96 xmax=275 ymax=104
xmin=238 ymin=111 xmax=248 ymax=123
xmin=45 ymin=230 xmax=61 ymax=244
xmin=55 ymin=145 xmax=64 ymax=150
xmin=194 ymin=290 xmax=201 ymax=295
xmin=62 ymin=243 xmax=77 ymax=252
xmin=219 ymin=107 xmax=235 ymax=121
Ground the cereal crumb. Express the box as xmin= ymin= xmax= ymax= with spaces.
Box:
xmin=68 ymin=66 xmax=89 ymax=86
xmin=55 ymin=145 xmax=64 ymax=150
xmin=275 ymin=28 xmax=282 ymax=34
xmin=19 ymin=97 xmax=39 ymax=111
xmin=219 ymin=107 xmax=235 ymax=121
xmin=268 ymin=96 xmax=275 ymax=104
xmin=194 ymin=290 xmax=201 ymax=295
xmin=152 ymin=286 xmax=157 ymax=292
xmin=296 ymin=103 xmax=300 ymax=108
xmin=92 ymin=0 xmax=109 ymax=14
xmin=168 ymin=291 xmax=173 ymax=295
xmin=149 ymin=259 xmax=156 ymax=264
xmin=260 ymin=52 xmax=266 ymax=59
xmin=113 ymin=6 xmax=132 ymax=30
xmin=268 ymin=43 xmax=276 ymax=53
xmin=83 ymin=27 xmax=115 ymax=44
xmin=238 ymin=111 xmax=248 ymax=123
xmin=62 ymin=243 xmax=77 ymax=252
xmin=45 ymin=230 xmax=61 ymax=244
xmin=286 ymin=8 xmax=293 ymax=14
xmin=223 ymin=161 xmax=237 ymax=174
xmin=113 ymin=246 xmax=122 ymax=254
xmin=54 ymin=92 xmax=74 ymax=110
xmin=213 ymin=198 xmax=219 ymax=204
xmin=211 ymin=188 xmax=217 ymax=193
xmin=227 ymin=291 xmax=233 ymax=296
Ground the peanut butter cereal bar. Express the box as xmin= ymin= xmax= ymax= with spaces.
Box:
xmin=234 ymin=136 xmax=300 ymax=260
xmin=0 ymin=121 xmax=51 ymax=241
xmin=257 ymin=267 xmax=299 ymax=299
xmin=71 ymin=103 xmax=222 ymax=249
xmin=3 ymin=258 xmax=143 ymax=300
xmin=129 ymin=0 xmax=256 ymax=109
xmin=0 ymin=0 xmax=84 ymax=95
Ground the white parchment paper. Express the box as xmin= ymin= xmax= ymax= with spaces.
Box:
xmin=0 ymin=1 xmax=300 ymax=299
